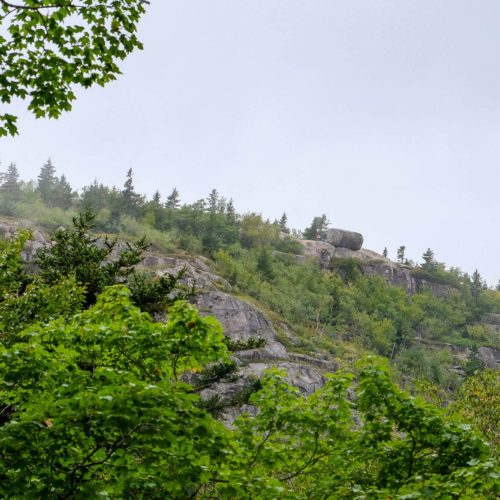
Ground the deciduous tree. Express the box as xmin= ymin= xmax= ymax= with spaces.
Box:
xmin=0 ymin=0 xmax=149 ymax=137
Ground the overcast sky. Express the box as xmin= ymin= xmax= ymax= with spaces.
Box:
xmin=1 ymin=0 xmax=499 ymax=284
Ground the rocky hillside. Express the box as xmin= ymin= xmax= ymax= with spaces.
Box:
xmin=1 ymin=218 xmax=499 ymax=423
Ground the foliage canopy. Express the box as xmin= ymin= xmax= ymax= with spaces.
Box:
xmin=0 ymin=0 xmax=148 ymax=136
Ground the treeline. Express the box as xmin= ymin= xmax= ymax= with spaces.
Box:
xmin=0 ymin=161 xmax=300 ymax=256
xmin=0 ymin=160 xmax=497 ymax=289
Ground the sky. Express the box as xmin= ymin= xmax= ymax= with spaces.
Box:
xmin=1 ymin=0 xmax=500 ymax=284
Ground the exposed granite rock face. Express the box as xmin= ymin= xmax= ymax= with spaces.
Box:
xmin=479 ymin=346 xmax=500 ymax=370
xmin=0 ymin=219 xmax=46 ymax=264
xmin=334 ymin=247 xmax=386 ymax=262
xmin=362 ymin=260 xmax=457 ymax=298
xmin=241 ymin=362 xmax=326 ymax=394
xmin=299 ymin=240 xmax=336 ymax=268
xmin=193 ymin=291 xmax=329 ymax=424
xmin=194 ymin=291 xmax=289 ymax=361
xmin=326 ymin=228 xmax=364 ymax=251
xmin=143 ymin=255 xmax=231 ymax=291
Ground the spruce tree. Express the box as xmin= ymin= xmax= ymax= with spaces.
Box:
xmin=383 ymin=247 xmax=388 ymax=258
xmin=207 ymin=189 xmax=219 ymax=214
xmin=397 ymin=246 xmax=405 ymax=264
xmin=470 ymin=270 xmax=486 ymax=305
xmin=54 ymin=175 xmax=74 ymax=210
xmin=279 ymin=212 xmax=289 ymax=234
xmin=121 ymin=168 xmax=142 ymax=217
xmin=165 ymin=187 xmax=180 ymax=209
xmin=256 ymin=247 xmax=275 ymax=281
xmin=37 ymin=158 xmax=57 ymax=206
xmin=465 ymin=346 xmax=486 ymax=377
xmin=226 ymin=198 xmax=236 ymax=223
xmin=0 ymin=163 xmax=20 ymax=200
xmin=422 ymin=248 xmax=437 ymax=271
xmin=152 ymin=190 xmax=161 ymax=206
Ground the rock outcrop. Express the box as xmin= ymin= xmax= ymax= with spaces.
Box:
xmin=299 ymin=240 xmax=336 ymax=268
xmin=191 ymin=290 xmax=329 ymax=423
xmin=298 ymin=236 xmax=457 ymax=299
xmin=0 ymin=219 xmax=46 ymax=265
xmin=194 ymin=291 xmax=289 ymax=362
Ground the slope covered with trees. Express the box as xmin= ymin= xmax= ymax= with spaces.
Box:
xmin=0 ymin=162 xmax=499 ymax=497
xmin=0 ymin=225 xmax=498 ymax=498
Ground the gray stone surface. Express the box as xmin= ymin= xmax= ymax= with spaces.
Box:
xmin=478 ymin=346 xmax=500 ymax=370
xmin=194 ymin=291 xmax=289 ymax=361
xmin=334 ymin=247 xmax=385 ymax=262
xmin=326 ymin=228 xmax=364 ymax=250
xmin=148 ymin=256 xmax=231 ymax=291
xmin=299 ymin=240 xmax=336 ymax=268
xmin=0 ymin=219 xmax=47 ymax=263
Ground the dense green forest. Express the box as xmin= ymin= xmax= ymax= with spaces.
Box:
xmin=0 ymin=161 xmax=499 ymax=497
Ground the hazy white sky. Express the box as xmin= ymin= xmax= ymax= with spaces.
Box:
xmin=1 ymin=0 xmax=499 ymax=284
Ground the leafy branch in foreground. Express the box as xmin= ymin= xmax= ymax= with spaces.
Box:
xmin=0 ymin=0 xmax=148 ymax=137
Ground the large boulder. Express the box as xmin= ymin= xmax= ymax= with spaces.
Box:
xmin=326 ymin=228 xmax=363 ymax=251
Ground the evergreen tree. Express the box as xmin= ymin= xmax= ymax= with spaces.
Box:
xmin=207 ymin=189 xmax=219 ymax=214
xmin=397 ymin=246 xmax=405 ymax=264
xmin=54 ymin=174 xmax=74 ymax=210
xmin=37 ymin=158 xmax=57 ymax=206
xmin=303 ymin=214 xmax=329 ymax=240
xmin=121 ymin=168 xmax=142 ymax=217
xmin=422 ymin=248 xmax=437 ymax=272
xmin=279 ymin=212 xmax=289 ymax=234
xmin=165 ymin=187 xmax=180 ymax=209
xmin=383 ymin=247 xmax=388 ymax=258
xmin=226 ymin=198 xmax=236 ymax=223
xmin=152 ymin=190 xmax=161 ymax=206
xmin=81 ymin=180 xmax=110 ymax=211
xmin=0 ymin=162 xmax=20 ymax=200
xmin=465 ymin=346 xmax=486 ymax=377
xmin=470 ymin=269 xmax=486 ymax=305
xmin=256 ymin=247 xmax=275 ymax=281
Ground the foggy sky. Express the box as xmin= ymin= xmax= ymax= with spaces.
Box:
xmin=1 ymin=0 xmax=499 ymax=284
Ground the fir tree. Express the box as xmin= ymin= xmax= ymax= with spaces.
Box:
xmin=470 ymin=269 xmax=486 ymax=305
xmin=383 ymin=247 xmax=388 ymax=258
xmin=279 ymin=212 xmax=289 ymax=234
xmin=207 ymin=189 xmax=219 ymax=214
xmin=54 ymin=175 xmax=74 ymax=210
xmin=0 ymin=163 xmax=20 ymax=200
xmin=152 ymin=190 xmax=161 ymax=206
xmin=37 ymin=158 xmax=57 ymax=206
xmin=121 ymin=168 xmax=142 ymax=217
xmin=465 ymin=346 xmax=486 ymax=377
xmin=397 ymin=246 xmax=406 ymax=264
xmin=256 ymin=247 xmax=275 ymax=281
xmin=165 ymin=187 xmax=180 ymax=209
xmin=226 ymin=198 xmax=236 ymax=223
xmin=422 ymin=248 xmax=437 ymax=271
